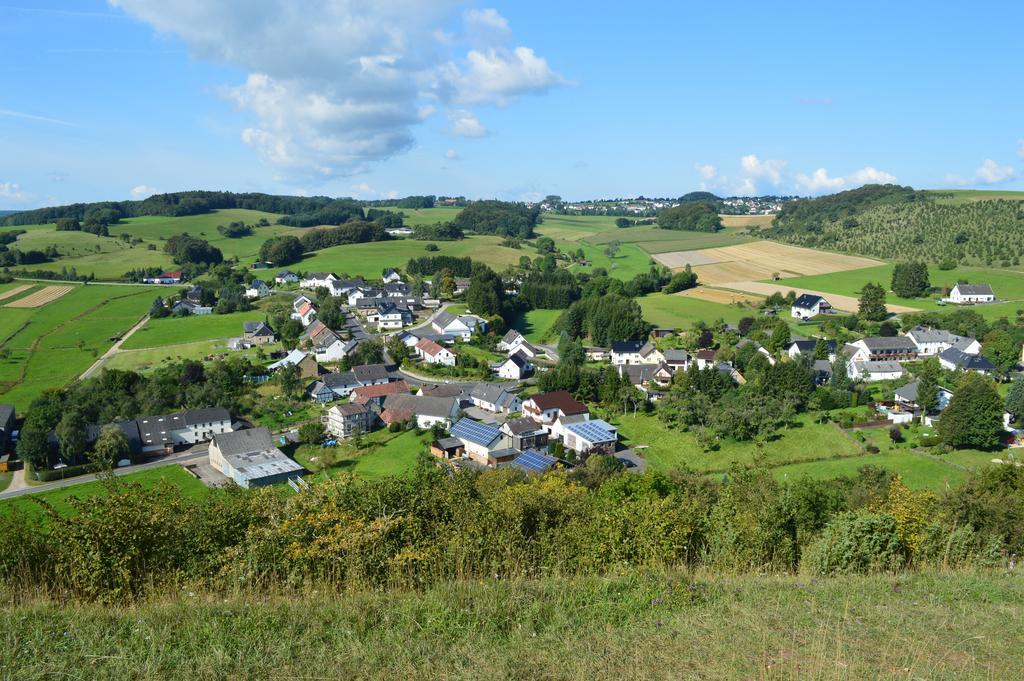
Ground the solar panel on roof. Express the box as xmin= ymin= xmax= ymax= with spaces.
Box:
xmin=510 ymin=449 xmax=557 ymax=473
xmin=565 ymin=419 xmax=616 ymax=443
xmin=450 ymin=418 xmax=500 ymax=446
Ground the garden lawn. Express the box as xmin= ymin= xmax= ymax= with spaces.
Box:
xmin=295 ymin=429 xmax=428 ymax=479
xmin=296 ymin=235 xmax=525 ymax=278
xmin=774 ymin=264 xmax=1024 ymax=316
xmin=103 ymin=340 xmax=263 ymax=373
xmin=0 ymin=466 xmax=208 ymax=524
xmin=610 ymin=412 xmax=863 ymax=473
xmin=0 ymin=285 xmax=153 ymax=410
xmin=512 ymin=308 xmax=563 ymax=343
xmin=121 ymin=306 xmax=274 ymax=349
xmin=638 ymin=292 xmax=753 ymax=329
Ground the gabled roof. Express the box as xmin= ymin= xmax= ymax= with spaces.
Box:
xmin=328 ymin=402 xmax=370 ymax=417
xmin=611 ymin=340 xmax=645 ymax=353
xmin=695 ymin=349 xmax=716 ymax=361
xmin=416 ymin=338 xmax=449 ymax=357
xmin=451 ymin=418 xmax=503 ymax=447
xmin=501 ymin=329 xmax=524 ymax=344
xmin=526 ymin=390 xmax=587 ymax=415
xmin=564 ymin=418 xmax=617 ymax=444
xmin=857 ymin=361 xmax=906 ymax=373
xmin=952 ymin=283 xmax=994 ymax=296
xmin=470 ymin=383 xmax=515 ymax=406
xmin=792 ymin=293 xmax=825 ymax=309
xmin=268 ymin=349 xmax=307 ymax=370
xmin=663 ymin=349 xmax=690 ymax=362
xmin=499 ymin=353 xmax=528 ymax=370
xmin=856 ymin=336 xmax=918 ymax=351
xmin=419 ymin=383 xmax=466 ymax=398
xmin=321 ymin=371 xmax=358 ymax=389
xmin=352 ymin=363 xmax=391 ymax=384
xmin=351 ymin=380 xmax=409 ymax=403
xmin=243 ymin=321 xmax=274 ymax=336
xmin=304 ymin=272 xmax=337 ymax=280
xmin=787 ymin=339 xmax=836 ymax=354
xmin=503 ymin=416 xmax=544 ymax=436
xmin=939 ymin=347 xmax=996 ymax=371
xmin=510 ymin=449 xmax=558 ymax=473
xmin=212 ymin=427 xmax=275 ymax=457
xmin=184 ymin=407 xmax=231 ymax=425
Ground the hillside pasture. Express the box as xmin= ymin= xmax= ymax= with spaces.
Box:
xmin=121 ymin=304 xmax=276 ymax=350
xmin=928 ymin=189 xmax=1024 ymax=205
xmin=0 ymin=285 xmax=153 ymax=409
xmin=103 ymin=339 xmax=262 ymax=373
xmin=583 ymin=225 xmax=755 ymax=254
xmin=638 ymin=292 xmax=753 ymax=329
xmin=382 ymin=206 xmax=462 ymax=226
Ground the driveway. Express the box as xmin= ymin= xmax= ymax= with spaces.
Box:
xmin=614 ymin=448 xmax=647 ymax=473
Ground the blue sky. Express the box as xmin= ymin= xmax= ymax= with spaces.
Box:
xmin=1 ymin=1 xmax=1022 ymax=209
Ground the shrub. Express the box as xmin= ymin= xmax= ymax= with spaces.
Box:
xmin=801 ymin=511 xmax=905 ymax=575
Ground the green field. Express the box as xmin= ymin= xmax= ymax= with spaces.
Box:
xmin=293 ymin=428 xmax=427 ymax=478
xmin=8 ymin=570 xmax=1018 ymax=679
xmin=566 ymin=242 xmax=653 ymax=280
xmin=0 ymin=465 xmax=208 ymax=523
xmin=583 ymin=225 xmax=755 ymax=254
xmin=776 ymin=264 xmax=1024 ymax=316
xmin=638 ymin=292 xmax=753 ymax=329
xmin=0 ymin=284 xmax=153 ymax=410
xmin=296 ymin=235 xmax=526 ymax=278
xmin=383 ymin=206 xmax=463 ymax=225
xmin=121 ymin=304 xmax=275 ymax=350
xmin=102 ymin=339 xmax=262 ymax=373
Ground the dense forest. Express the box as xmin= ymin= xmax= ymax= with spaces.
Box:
xmin=450 ymin=200 xmax=540 ymax=238
xmin=656 ymin=202 xmax=722 ymax=232
xmin=768 ymin=199 xmax=1024 ymax=266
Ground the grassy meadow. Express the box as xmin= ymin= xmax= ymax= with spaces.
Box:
xmin=513 ymin=308 xmax=563 ymax=343
xmin=927 ymin=188 xmax=1024 ymax=205
xmin=4 ymin=570 xmax=1020 ymax=679
xmin=638 ymin=292 xmax=754 ymax=329
xmin=293 ymin=428 xmax=427 ymax=479
xmin=0 ymin=284 xmax=153 ymax=410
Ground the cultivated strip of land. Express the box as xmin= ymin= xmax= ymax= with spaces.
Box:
xmin=4 ymin=285 xmax=74 ymax=308
xmin=713 ymin=280 xmax=920 ymax=313
xmin=0 ymin=284 xmax=32 ymax=301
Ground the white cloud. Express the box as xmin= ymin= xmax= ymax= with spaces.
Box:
xmin=110 ymin=1 xmax=564 ymax=177
xmin=445 ymin=149 xmax=461 ymax=160
xmin=795 ymin=166 xmax=897 ymax=194
xmin=0 ymin=182 xmax=30 ymax=204
xmin=464 ymin=8 xmax=510 ymax=37
xmin=449 ymin=109 xmax=488 ymax=137
xmin=794 ymin=168 xmax=846 ymax=193
xmin=446 ymin=46 xmax=566 ymax=105
xmin=975 ymin=159 xmax=1016 ymax=184
xmin=131 ymin=184 xmax=158 ymax=199
xmin=739 ymin=154 xmax=787 ymax=186
xmin=695 ymin=163 xmax=717 ymax=181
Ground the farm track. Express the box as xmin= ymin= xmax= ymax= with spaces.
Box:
xmin=0 ymin=290 xmax=150 ymax=397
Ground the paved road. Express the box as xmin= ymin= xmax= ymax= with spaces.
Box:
xmin=79 ymin=314 xmax=151 ymax=379
xmin=0 ymin=448 xmax=208 ymax=500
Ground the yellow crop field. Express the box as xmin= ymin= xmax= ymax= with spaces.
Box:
xmin=5 ymin=285 xmax=75 ymax=308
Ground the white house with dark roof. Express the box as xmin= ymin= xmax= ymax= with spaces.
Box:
xmin=791 ymin=294 xmax=831 ymax=320
xmin=416 ymin=338 xmax=456 ymax=366
xmin=431 ymin=311 xmax=488 ymax=340
xmin=846 ymin=336 xmax=918 ymax=363
xmin=324 ymin=402 xmax=374 ymax=439
xmin=904 ymin=325 xmax=981 ymax=357
xmin=245 ymin=279 xmax=271 ymax=299
xmin=300 ymin=272 xmax=339 ymax=289
xmin=275 ymin=270 xmax=298 ymax=285
xmin=494 ymin=353 xmax=530 ymax=380
xmin=610 ymin=340 xmax=663 ymax=366
xmin=939 ymin=348 xmax=996 ymax=374
xmin=947 ymin=283 xmax=995 ymax=304
xmin=497 ymin=329 xmax=526 ymax=351
xmin=847 ymin=360 xmax=907 ymax=382
xmin=469 ymin=384 xmax=522 ymax=413
xmin=382 ymin=268 xmax=402 ymax=283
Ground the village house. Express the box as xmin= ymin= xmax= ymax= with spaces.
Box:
xmin=618 ymin=363 xmax=673 ymax=393
xmin=306 ymin=371 xmax=361 ymax=402
xmin=501 ymin=417 xmax=549 ymax=452
xmin=415 ymin=338 xmax=456 ymax=366
xmin=895 ymin=379 xmax=954 ymax=413
xmin=939 ymin=348 xmax=996 ymax=374
xmin=785 ymin=339 xmax=837 ymax=362
xmin=845 ymin=337 xmax=919 ymax=363
xmin=382 ymin=268 xmax=402 ymax=283
xmin=431 ymin=311 xmax=487 ymax=340
xmin=791 ymin=294 xmax=831 ymax=320
xmin=269 ymin=349 xmax=322 ymax=380
xmin=350 ymin=380 xmax=410 ymax=408
xmin=449 ymin=418 xmax=510 ymax=466
xmin=509 ymin=449 xmax=560 ymax=474
xmin=522 ymin=391 xmax=589 ymax=427
xmin=380 ymin=394 xmax=459 ymax=429
xmin=245 ymin=279 xmax=271 ymax=299
xmin=132 ymin=406 xmax=233 ymax=453
xmin=208 ymin=427 xmax=304 ymax=489
xmin=352 ymin=363 xmax=392 ymax=386
xmin=493 ymin=353 xmax=531 ymax=380
xmin=497 ymin=329 xmax=526 ymax=351
xmin=736 ymin=339 xmax=777 ymax=366
xmin=243 ymin=321 xmax=276 ymax=345
xmin=651 ymin=327 xmax=675 ymax=339
xmin=610 ymin=340 xmax=663 ymax=366
xmin=585 ymin=347 xmax=610 ymax=362
xmin=662 ymin=349 xmax=691 ymax=373
xmin=324 ymin=402 xmax=375 ymax=439
xmin=694 ymin=349 xmax=717 ymax=369
xmin=561 ymin=419 xmax=618 ymax=456
xmin=300 ymin=272 xmax=338 ymax=289
xmin=904 ymin=325 xmax=982 ymax=356
xmin=469 ymin=384 xmax=522 ymax=414
xmin=171 ymin=299 xmax=212 ymax=316
xmin=368 ymin=302 xmax=411 ymax=329
xmin=292 ymin=300 xmax=317 ymax=327
xmin=947 ymin=283 xmax=995 ymax=304
xmin=275 ymin=270 xmax=299 ymax=285
xmin=847 ymin=360 xmax=907 ymax=382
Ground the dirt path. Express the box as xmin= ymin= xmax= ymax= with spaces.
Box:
xmin=5 ymin=467 xmax=29 ymax=494
xmin=79 ymin=314 xmax=150 ymax=380
xmin=711 ymin=281 xmax=920 ymax=314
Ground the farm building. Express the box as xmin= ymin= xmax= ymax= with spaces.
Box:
xmin=142 ymin=271 xmax=184 ymax=285
xmin=208 ymin=427 xmax=304 ymax=489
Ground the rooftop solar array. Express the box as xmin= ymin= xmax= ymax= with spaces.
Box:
xmin=564 ymin=419 xmax=617 ymax=443
xmin=450 ymin=418 xmax=501 ymax=446
xmin=510 ymin=449 xmax=557 ymax=473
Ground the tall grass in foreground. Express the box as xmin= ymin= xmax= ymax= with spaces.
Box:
xmin=2 ymin=570 xmax=1021 ymax=680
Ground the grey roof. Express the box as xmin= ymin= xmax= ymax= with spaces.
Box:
xmin=415 ymin=395 xmax=459 ymax=418
xmin=663 ymin=349 xmax=690 ymax=362
xmin=788 ymin=339 xmax=837 ymax=354
xmin=503 ymin=416 xmax=544 ymax=435
xmin=322 ymin=371 xmax=358 ymax=389
xmin=332 ymin=402 xmax=369 ymax=417
xmin=858 ymin=336 xmax=918 ymax=352
xmin=432 ymin=310 xmax=457 ymax=328
xmin=419 ymin=383 xmax=465 ymax=399
xmin=184 ymin=407 xmax=231 ymax=425
xmin=435 ymin=436 xmax=462 ymax=450
xmin=939 ymin=347 xmax=996 ymax=371
xmin=0 ymin=403 xmax=14 ymax=427
xmin=471 ymin=384 xmax=515 ymax=406
xmin=954 ymin=283 xmax=994 ymax=296
xmin=212 ymin=427 xmax=275 ymax=457
xmin=352 ymin=364 xmax=391 ymax=384
xmin=858 ymin=361 xmax=906 ymax=373
xmin=305 ymin=272 xmax=337 ymax=280
xmin=243 ymin=321 xmax=274 ymax=336
xmin=793 ymin=293 xmax=825 ymax=308
xmin=502 ymin=353 xmax=528 ymax=369
xmin=895 ymin=380 xmax=920 ymax=402
xmin=906 ymin=326 xmax=976 ymax=348
xmin=813 ymin=359 xmax=833 ymax=374
xmin=619 ymin=363 xmax=661 ymax=385
xmin=501 ymin=329 xmax=524 ymax=344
